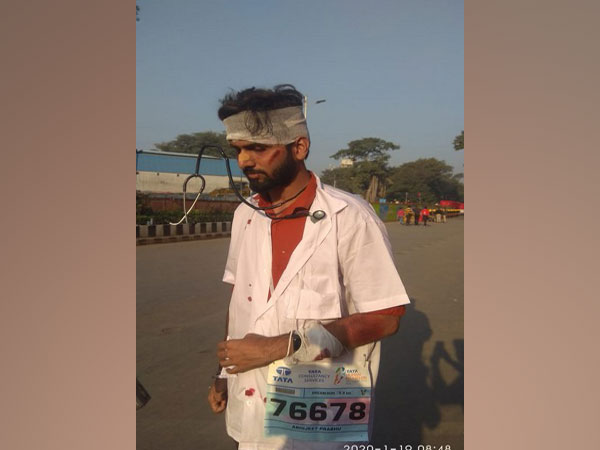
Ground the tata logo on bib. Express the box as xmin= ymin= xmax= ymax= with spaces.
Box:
xmin=276 ymin=367 xmax=291 ymax=376
xmin=333 ymin=367 xmax=346 ymax=385
xmin=273 ymin=366 xmax=293 ymax=383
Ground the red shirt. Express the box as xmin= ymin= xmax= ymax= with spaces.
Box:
xmin=257 ymin=173 xmax=318 ymax=293
xmin=257 ymin=173 xmax=405 ymax=317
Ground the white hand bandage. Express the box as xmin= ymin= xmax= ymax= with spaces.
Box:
xmin=284 ymin=323 xmax=345 ymax=365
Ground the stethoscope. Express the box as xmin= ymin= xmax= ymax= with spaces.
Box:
xmin=171 ymin=144 xmax=327 ymax=225
xmin=266 ymin=207 xmax=327 ymax=222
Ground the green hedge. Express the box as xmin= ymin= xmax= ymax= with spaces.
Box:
xmin=370 ymin=203 xmax=401 ymax=222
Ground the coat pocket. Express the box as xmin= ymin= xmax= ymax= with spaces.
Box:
xmin=287 ymin=288 xmax=341 ymax=320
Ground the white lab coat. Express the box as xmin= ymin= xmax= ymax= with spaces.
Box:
xmin=222 ymin=176 xmax=410 ymax=449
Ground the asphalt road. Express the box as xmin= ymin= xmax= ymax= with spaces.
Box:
xmin=137 ymin=217 xmax=464 ymax=450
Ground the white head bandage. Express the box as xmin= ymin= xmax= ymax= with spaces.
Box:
xmin=222 ymin=106 xmax=309 ymax=145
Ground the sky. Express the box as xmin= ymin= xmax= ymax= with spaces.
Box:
xmin=136 ymin=0 xmax=464 ymax=175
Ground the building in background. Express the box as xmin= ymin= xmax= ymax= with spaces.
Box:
xmin=340 ymin=158 xmax=354 ymax=168
xmin=136 ymin=149 xmax=246 ymax=195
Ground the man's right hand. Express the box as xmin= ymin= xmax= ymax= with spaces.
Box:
xmin=207 ymin=377 xmax=228 ymax=413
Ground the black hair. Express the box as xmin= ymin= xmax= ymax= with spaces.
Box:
xmin=217 ymin=84 xmax=304 ymax=136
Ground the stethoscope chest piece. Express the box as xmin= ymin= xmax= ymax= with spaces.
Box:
xmin=311 ymin=210 xmax=326 ymax=221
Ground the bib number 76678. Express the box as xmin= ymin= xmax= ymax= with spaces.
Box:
xmin=269 ymin=398 xmax=367 ymax=421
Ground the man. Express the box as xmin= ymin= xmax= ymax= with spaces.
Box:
xmin=434 ymin=205 xmax=442 ymax=223
xmin=396 ymin=206 xmax=405 ymax=224
xmin=207 ymin=84 xmax=410 ymax=449
xmin=404 ymin=205 xmax=414 ymax=225
xmin=413 ymin=205 xmax=421 ymax=226
xmin=422 ymin=206 xmax=429 ymax=226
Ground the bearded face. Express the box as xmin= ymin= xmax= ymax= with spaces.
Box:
xmin=239 ymin=144 xmax=298 ymax=194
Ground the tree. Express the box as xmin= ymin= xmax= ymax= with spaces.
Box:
xmin=330 ymin=137 xmax=399 ymax=163
xmin=154 ymin=131 xmax=237 ymax=158
xmin=320 ymin=166 xmax=364 ymax=194
xmin=453 ymin=130 xmax=464 ymax=151
xmin=324 ymin=138 xmax=400 ymax=201
xmin=387 ymin=158 xmax=464 ymax=204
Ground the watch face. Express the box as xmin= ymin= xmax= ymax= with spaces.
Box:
xmin=292 ymin=332 xmax=302 ymax=351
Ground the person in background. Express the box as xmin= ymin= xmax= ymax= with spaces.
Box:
xmin=434 ymin=205 xmax=442 ymax=223
xmin=397 ymin=206 xmax=405 ymax=224
xmin=422 ymin=206 xmax=430 ymax=226
xmin=413 ymin=205 xmax=421 ymax=226
xmin=404 ymin=205 xmax=414 ymax=225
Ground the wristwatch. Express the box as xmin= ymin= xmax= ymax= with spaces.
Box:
xmin=291 ymin=331 xmax=302 ymax=352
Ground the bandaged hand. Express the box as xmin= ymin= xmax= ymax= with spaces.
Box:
xmin=284 ymin=322 xmax=345 ymax=365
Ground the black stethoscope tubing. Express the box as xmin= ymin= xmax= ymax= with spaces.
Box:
xmin=189 ymin=145 xmax=326 ymax=222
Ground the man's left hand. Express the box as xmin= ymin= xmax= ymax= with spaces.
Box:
xmin=217 ymin=333 xmax=287 ymax=374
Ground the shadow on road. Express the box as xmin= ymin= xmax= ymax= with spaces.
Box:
xmin=431 ymin=339 xmax=464 ymax=411
xmin=371 ymin=298 xmax=463 ymax=446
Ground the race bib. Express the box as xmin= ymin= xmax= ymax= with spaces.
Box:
xmin=264 ymin=358 xmax=372 ymax=442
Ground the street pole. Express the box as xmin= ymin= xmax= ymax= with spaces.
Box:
xmin=303 ymin=95 xmax=308 ymax=118
xmin=328 ymin=163 xmax=337 ymax=188
xmin=303 ymin=97 xmax=326 ymax=119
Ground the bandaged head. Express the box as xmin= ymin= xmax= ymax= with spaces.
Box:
xmin=222 ymin=106 xmax=309 ymax=145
